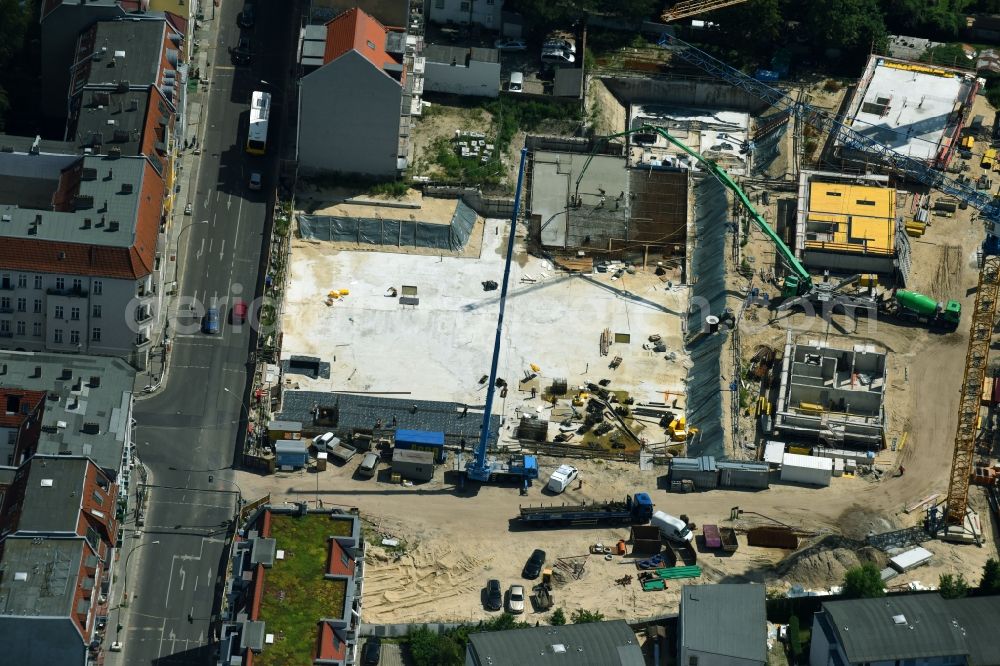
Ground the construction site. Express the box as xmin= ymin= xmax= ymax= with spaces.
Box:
xmin=239 ymin=25 xmax=1000 ymax=628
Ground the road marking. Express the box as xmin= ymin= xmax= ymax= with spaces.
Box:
xmin=216 ymin=65 xmax=235 ymax=71
xmin=204 ymin=190 xmax=212 ymax=208
xmin=178 ymin=567 xmax=186 ymax=591
xmin=227 ymin=192 xmax=232 ymax=211
xmin=208 ymin=238 xmax=214 ymax=253
xmin=196 ymin=238 xmax=205 ymax=261
xmin=219 ymin=239 xmax=226 ymax=261
xmin=193 ymin=575 xmax=199 ymax=592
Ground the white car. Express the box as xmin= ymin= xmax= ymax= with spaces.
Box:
xmin=543 ymin=38 xmax=576 ymax=54
xmin=546 ymin=464 xmax=579 ymax=493
xmin=313 ymin=432 xmax=336 ymax=451
xmin=495 ymin=38 xmax=528 ymax=51
xmin=541 ymin=48 xmax=575 ymax=66
xmin=249 ymin=172 xmax=262 ymax=191
xmin=507 ymin=584 xmax=525 ymax=614
xmin=508 ymin=71 xmax=524 ymax=93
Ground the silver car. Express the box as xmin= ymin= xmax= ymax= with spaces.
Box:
xmin=507 ymin=584 xmax=525 ymax=614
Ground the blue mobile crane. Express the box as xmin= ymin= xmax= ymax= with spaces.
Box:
xmin=657 ymin=33 xmax=1000 ymax=257
xmin=464 ymin=148 xmax=540 ymax=489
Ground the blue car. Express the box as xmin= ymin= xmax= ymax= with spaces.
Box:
xmin=203 ymin=307 xmax=220 ymax=334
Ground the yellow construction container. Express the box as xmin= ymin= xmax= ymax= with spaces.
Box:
xmin=789 ymin=446 xmax=812 ymax=456
xmin=530 ymin=363 xmax=541 ymax=372
xmin=798 ymin=402 xmax=825 ymax=413
xmin=339 ymin=289 xmax=350 ymax=296
xmin=858 ymin=274 xmax=879 ymax=288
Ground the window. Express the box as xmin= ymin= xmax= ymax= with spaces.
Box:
xmin=17 ymin=275 xmax=26 ymax=288
xmin=487 ymin=0 xmax=494 ymax=4
xmin=55 ymin=278 xmax=64 ymax=290
xmin=91 ymin=327 xmax=101 ymax=342
xmin=70 ymin=330 xmax=80 ymax=345
xmin=93 ymin=280 xmax=102 ymax=295
xmin=15 ymin=321 xmax=24 ymax=336
xmin=16 ymin=298 xmax=25 ymax=312
xmin=435 ymin=0 xmax=444 ymax=7
xmin=33 ymin=299 xmax=41 ymax=314
xmin=54 ymin=306 xmax=64 ymax=319
xmin=72 ymin=278 xmax=82 ymax=291
xmin=54 ymin=329 xmax=63 ymax=343
xmin=460 ymin=0 xmax=469 ymax=9
xmin=92 ymin=304 xmax=102 ymax=319
xmin=33 ymin=275 xmax=41 ymax=289
xmin=0 ymin=321 xmax=9 ymax=333
xmin=0 ymin=297 xmax=9 ymax=310
xmin=32 ymin=322 xmax=41 ymax=337
xmin=92 ymin=490 xmax=105 ymax=506
xmin=71 ymin=307 xmax=80 ymax=321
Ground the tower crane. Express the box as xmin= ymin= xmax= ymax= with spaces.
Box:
xmin=662 ymin=0 xmax=750 ymax=22
xmin=655 ymin=33 xmax=995 ymax=539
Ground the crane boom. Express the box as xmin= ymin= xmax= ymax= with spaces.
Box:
xmin=945 ymin=255 xmax=1000 ymax=527
xmin=657 ymin=34 xmax=1000 ymax=251
xmin=662 ymin=0 xmax=750 ymax=21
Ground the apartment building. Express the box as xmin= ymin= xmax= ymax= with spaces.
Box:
xmin=428 ymin=0 xmax=503 ymax=28
xmin=0 ymin=388 xmax=46 ymax=470
xmin=297 ymin=6 xmax=424 ymax=177
xmin=0 ymin=455 xmax=120 ymax=666
xmin=0 ymin=138 xmax=164 ymax=367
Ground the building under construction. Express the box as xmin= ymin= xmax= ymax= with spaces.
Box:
xmin=773 ymin=337 xmax=887 ymax=450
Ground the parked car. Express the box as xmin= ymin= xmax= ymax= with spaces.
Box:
xmin=239 ymin=2 xmax=255 ymax=28
xmin=313 ymin=432 xmax=336 ymax=451
xmin=361 ymin=636 xmax=381 ymax=665
xmin=357 ymin=452 xmax=379 ymax=479
xmin=522 ymin=549 xmax=546 ymax=579
xmin=232 ymin=37 xmax=251 ymax=65
xmin=508 ymin=71 xmax=524 ymax=93
xmin=507 ymin=584 xmax=525 ymax=614
xmin=202 ymin=307 xmax=220 ymax=334
xmin=248 ymin=172 xmax=262 ymax=191
xmin=231 ymin=299 xmax=248 ymax=324
xmin=546 ymin=464 xmax=579 ymax=493
xmin=495 ymin=38 xmax=527 ymax=51
xmin=543 ymin=38 xmax=576 ymax=54
xmin=484 ymin=579 xmax=503 ymax=611
xmin=541 ymin=48 xmax=575 ymax=66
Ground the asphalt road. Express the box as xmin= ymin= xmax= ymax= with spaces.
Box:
xmin=123 ymin=1 xmax=296 ymax=663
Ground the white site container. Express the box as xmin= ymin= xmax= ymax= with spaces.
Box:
xmin=780 ymin=452 xmax=833 ymax=486
xmin=890 ymin=546 xmax=933 ymax=573
xmin=832 ymin=458 xmax=845 ymax=477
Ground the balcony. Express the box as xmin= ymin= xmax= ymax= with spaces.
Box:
xmin=135 ymin=336 xmax=151 ymax=349
xmin=47 ymin=287 xmax=89 ymax=298
xmin=0 ymin=306 xmax=12 ymax=314
xmin=137 ymin=284 xmax=156 ymax=299
xmin=0 ymin=331 xmax=11 ymax=338
xmin=0 ymin=282 xmax=13 ymax=291
xmin=135 ymin=308 xmax=153 ymax=324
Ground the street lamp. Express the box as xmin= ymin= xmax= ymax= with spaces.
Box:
xmin=223 ymin=387 xmax=252 ymax=422
xmin=114 ymin=539 xmax=160 ymax=647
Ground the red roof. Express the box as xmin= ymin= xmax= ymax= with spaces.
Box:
xmin=0 ymin=159 xmax=163 ymax=280
xmin=324 ymin=8 xmax=399 ymax=71
xmin=316 ymin=622 xmax=347 ymax=661
xmin=326 ymin=538 xmax=355 ymax=577
xmin=0 ymin=390 xmax=45 ymax=428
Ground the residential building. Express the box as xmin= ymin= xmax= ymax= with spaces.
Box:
xmin=218 ymin=507 xmax=366 ymax=666
xmin=678 ymin=584 xmax=767 ymax=666
xmin=0 ymin=388 xmax=46 ymax=468
xmin=0 ymin=350 xmax=135 ymax=482
xmin=297 ymin=7 xmax=423 ymax=177
xmin=429 ymin=0 xmax=503 ymax=29
xmin=465 ymin=619 xmax=644 ymax=666
xmin=0 ymin=455 xmax=120 ymax=666
xmin=423 ymin=44 xmax=500 ymax=97
xmin=307 ymin=0 xmax=410 ymax=28
xmin=810 ymin=593 xmax=1000 ymax=666
xmin=0 ymin=141 xmax=166 ymax=368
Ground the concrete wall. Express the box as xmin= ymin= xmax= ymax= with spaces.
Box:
xmin=600 ymin=77 xmax=769 ymax=113
xmin=429 ymin=0 xmax=502 ymax=28
xmin=298 ymin=52 xmax=402 ymax=177
xmin=802 ymin=249 xmax=897 ymax=275
xmin=424 ymin=58 xmax=500 ymax=98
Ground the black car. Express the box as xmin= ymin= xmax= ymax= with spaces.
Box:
xmin=361 ymin=637 xmax=381 ymax=665
xmin=239 ymin=2 xmax=255 ymax=28
xmin=484 ymin=579 xmax=503 ymax=611
xmin=522 ymin=549 xmax=546 ymax=579
xmin=231 ymin=37 xmax=251 ymax=65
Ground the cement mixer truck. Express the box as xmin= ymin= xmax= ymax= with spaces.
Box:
xmin=881 ymin=289 xmax=961 ymax=329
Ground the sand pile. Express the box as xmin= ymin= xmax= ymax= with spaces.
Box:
xmin=774 ymin=536 xmax=887 ymax=587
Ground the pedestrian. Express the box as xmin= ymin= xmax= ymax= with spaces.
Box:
xmin=411 ymin=404 xmax=418 ymax=414
xmin=462 ymin=404 xmax=469 ymax=417
xmin=391 ymin=415 xmax=397 ymax=427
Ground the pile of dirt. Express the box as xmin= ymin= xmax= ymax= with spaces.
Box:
xmin=773 ymin=535 xmax=888 ymax=588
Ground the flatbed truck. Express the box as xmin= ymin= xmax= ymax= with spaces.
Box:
xmin=516 ymin=492 xmax=654 ymax=527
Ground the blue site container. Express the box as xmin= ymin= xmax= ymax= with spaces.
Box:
xmin=394 ymin=429 xmax=446 ymax=463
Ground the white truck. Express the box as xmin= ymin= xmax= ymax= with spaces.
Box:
xmin=650 ymin=510 xmax=694 ymax=544
xmin=546 ymin=464 xmax=579 ymax=493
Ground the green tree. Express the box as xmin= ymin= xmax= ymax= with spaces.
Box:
xmin=842 ymin=564 xmax=885 ymax=599
xmin=713 ymin=0 xmax=785 ymax=58
xmin=802 ymin=0 xmax=887 ymax=69
xmin=980 ymin=558 xmax=1000 ymax=593
xmin=550 ymin=607 xmax=567 ymax=625
xmin=939 ymin=573 xmax=970 ymax=600
xmin=570 ymin=608 xmax=605 ymax=624
xmin=788 ymin=615 xmax=802 ymax=661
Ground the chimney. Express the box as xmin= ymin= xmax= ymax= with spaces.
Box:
xmin=32 ymin=366 xmax=42 ymax=378
xmin=89 ymin=376 xmax=100 ymax=388
xmin=60 ymin=368 xmax=72 ymax=380
xmin=108 ymin=221 xmax=120 ymax=232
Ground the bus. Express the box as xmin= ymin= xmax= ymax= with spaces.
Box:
xmin=246 ymin=90 xmax=270 ymax=155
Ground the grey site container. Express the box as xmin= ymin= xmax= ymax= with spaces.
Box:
xmin=670 ymin=455 xmax=718 ymax=489
xmin=391 ymin=449 xmax=435 ymax=482
xmin=717 ymin=460 xmax=770 ymax=490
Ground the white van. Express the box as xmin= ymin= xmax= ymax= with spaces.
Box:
xmin=357 ymin=452 xmax=379 ymax=478
xmin=546 ymin=464 xmax=579 ymax=493
xmin=651 ymin=510 xmax=694 ymax=543
xmin=508 ymin=72 xmax=524 ymax=93
xmin=312 ymin=432 xmax=336 ymax=452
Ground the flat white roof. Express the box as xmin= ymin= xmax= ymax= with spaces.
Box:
xmin=782 ymin=452 xmax=833 ymax=470
xmin=846 ymin=58 xmax=973 ymax=162
xmin=764 ymin=441 xmax=785 ymax=464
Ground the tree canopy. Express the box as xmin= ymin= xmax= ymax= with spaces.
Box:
xmin=842 ymin=564 xmax=885 ymax=599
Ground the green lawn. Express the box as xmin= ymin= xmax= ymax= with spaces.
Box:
xmin=256 ymin=514 xmax=354 ymax=666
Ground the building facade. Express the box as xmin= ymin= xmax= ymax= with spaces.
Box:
xmin=423 ymin=44 xmax=500 ymax=97
xmin=429 ymin=0 xmax=503 ymax=28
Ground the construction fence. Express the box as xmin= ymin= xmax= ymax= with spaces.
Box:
xmin=297 ymin=199 xmax=477 ymax=251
